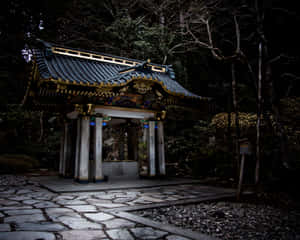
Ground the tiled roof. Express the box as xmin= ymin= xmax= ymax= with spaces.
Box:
xmin=33 ymin=40 xmax=202 ymax=99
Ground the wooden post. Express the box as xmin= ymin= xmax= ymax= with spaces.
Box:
xmin=237 ymin=154 xmax=245 ymax=201
xmin=78 ymin=116 xmax=90 ymax=183
xmin=157 ymin=121 xmax=166 ymax=176
xmin=94 ymin=117 xmax=103 ymax=182
xmin=74 ymin=118 xmax=81 ymax=180
xmin=148 ymin=121 xmax=156 ymax=176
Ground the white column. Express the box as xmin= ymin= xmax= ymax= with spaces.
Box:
xmin=74 ymin=118 xmax=81 ymax=179
xmin=157 ymin=121 xmax=166 ymax=175
xmin=62 ymin=122 xmax=69 ymax=176
xmin=59 ymin=134 xmax=64 ymax=176
xmin=78 ymin=116 xmax=90 ymax=182
xmin=59 ymin=123 xmax=68 ymax=176
xmin=94 ymin=117 xmax=103 ymax=181
xmin=148 ymin=121 xmax=156 ymax=176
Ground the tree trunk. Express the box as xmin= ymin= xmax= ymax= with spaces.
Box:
xmin=38 ymin=111 xmax=44 ymax=143
xmin=255 ymin=42 xmax=262 ymax=185
xmin=231 ymin=63 xmax=240 ymax=179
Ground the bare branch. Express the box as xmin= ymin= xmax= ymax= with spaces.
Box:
xmin=234 ymin=15 xmax=240 ymax=53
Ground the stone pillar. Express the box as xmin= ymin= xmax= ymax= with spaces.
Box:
xmin=157 ymin=121 xmax=166 ymax=175
xmin=59 ymin=122 xmax=68 ymax=176
xmin=148 ymin=121 xmax=156 ymax=176
xmin=78 ymin=116 xmax=90 ymax=183
xmin=74 ymin=118 xmax=81 ymax=179
xmin=93 ymin=117 xmax=103 ymax=182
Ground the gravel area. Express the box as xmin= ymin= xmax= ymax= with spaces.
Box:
xmin=136 ymin=201 xmax=300 ymax=240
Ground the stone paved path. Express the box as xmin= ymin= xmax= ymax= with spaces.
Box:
xmin=0 ymin=175 xmax=234 ymax=240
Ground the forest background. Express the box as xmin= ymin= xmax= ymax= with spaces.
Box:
xmin=0 ymin=0 xmax=299 ymax=194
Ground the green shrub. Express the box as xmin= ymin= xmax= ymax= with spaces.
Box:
xmin=0 ymin=154 xmax=39 ymax=173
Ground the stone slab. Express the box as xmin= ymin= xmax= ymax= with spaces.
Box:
xmin=84 ymin=212 xmax=114 ymax=222
xmin=66 ymin=205 xmax=97 ymax=212
xmin=59 ymin=230 xmax=106 ymax=240
xmin=4 ymin=214 xmax=45 ymax=223
xmin=0 ymin=206 xmax=32 ymax=211
xmin=102 ymin=218 xmax=135 ymax=229
xmin=58 ymin=216 xmax=102 ymax=229
xmin=0 ymin=224 xmax=10 ymax=232
xmin=166 ymin=235 xmax=191 ymax=240
xmin=33 ymin=176 xmax=205 ymax=193
xmin=16 ymin=222 xmax=65 ymax=231
xmin=0 ymin=231 xmax=55 ymax=240
xmin=107 ymin=229 xmax=134 ymax=240
xmin=4 ymin=209 xmax=42 ymax=216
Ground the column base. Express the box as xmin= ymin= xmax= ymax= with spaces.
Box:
xmin=94 ymin=175 xmax=107 ymax=182
xmin=75 ymin=178 xmax=89 ymax=184
xmin=139 ymin=174 xmax=157 ymax=179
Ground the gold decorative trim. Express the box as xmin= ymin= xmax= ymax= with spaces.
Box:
xmin=133 ymin=81 xmax=153 ymax=94
xmin=87 ymin=103 xmax=94 ymax=115
xmin=52 ymin=47 xmax=165 ymax=73
xmin=39 ymin=75 xmax=205 ymax=100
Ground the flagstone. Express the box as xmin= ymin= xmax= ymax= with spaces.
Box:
xmin=66 ymin=205 xmax=97 ymax=212
xmin=0 ymin=231 xmax=55 ymax=240
xmin=102 ymin=218 xmax=135 ymax=229
xmin=4 ymin=209 xmax=42 ymax=216
xmin=59 ymin=230 xmax=106 ymax=240
xmin=58 ymin=216 xmax=102 ymax=229
xmin=4 ymin=213 xmax=45 ymax=223
xmin=0 ymin=224 xmax=10 ymax=232
xmin=107 ymin=229 xmax=134 ymax=240
xmin=16 ymin=222 xmax=65 ymax=231
xmin=84 ymin=212 xmax=114 ymax=222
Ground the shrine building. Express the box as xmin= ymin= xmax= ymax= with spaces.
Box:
xmin=23 ymin=40 xmax=210 ymax=183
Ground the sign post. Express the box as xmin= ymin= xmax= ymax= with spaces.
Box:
xmin=237 ymin=139 xmax=252 ymax=200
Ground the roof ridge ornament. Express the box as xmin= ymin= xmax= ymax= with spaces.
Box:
xmin=166 ymin=65 xmax=175 ymax=80
xmin=119 ymin=60 xmax=151 ymax=74
xmin=36 ymin=39 xmax=53 ymax=59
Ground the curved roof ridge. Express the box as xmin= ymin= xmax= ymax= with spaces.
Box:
xmin=32 ymin=39 xmax=206 ymax=99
